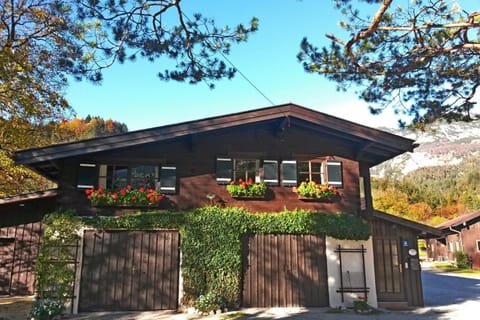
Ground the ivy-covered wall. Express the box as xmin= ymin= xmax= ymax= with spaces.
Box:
xmin=36 ymin=207 xmax=370 ymax=310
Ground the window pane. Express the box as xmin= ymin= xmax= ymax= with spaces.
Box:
xmin=160 ymin=166 xmax=176 ymax=193
xmin=77 ymin=164 xmax=96 ymax=189
xmin=216 ymin=158 xmax=232 ymax=184
xmin=107 ymin=165 xmax=128 ymax=189
xmin=234 ymin=159 xmax=258 ymax=181
xmin=263 ymin=160 xmax=278 ymax=185
xmin=131 ymin=165 xmax=157 ymax=189
xmin=327 ymin=161 xmax=343 ymax=187
xmin=281 ymin=161 xmax=297 ymax=186
xmin=310 ymin=162 xmax=323 ymax=184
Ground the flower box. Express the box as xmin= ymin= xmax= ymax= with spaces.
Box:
xmin=226 ymin=179 xmax=267 ymax=199
xmin=231 ymin=195 xmax=266 ymax=200
xmin=298 ymin=195 xmax=338 ymax=202
xmin=295 ymin=181 xmax=340 ymax=202
xmin=85 ymin=186 xmax=163 ymax=207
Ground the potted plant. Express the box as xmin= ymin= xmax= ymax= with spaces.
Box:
xmin=295 ymin=180 xmax=339 ymax=201
xmin=85 ymin=185 xmax=163 ymax=207
xmin=226 ymin=178 xmax=267 ymax=199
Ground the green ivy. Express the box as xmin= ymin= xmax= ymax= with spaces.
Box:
xmin=35 ymin=207 xmax=370 ymax=311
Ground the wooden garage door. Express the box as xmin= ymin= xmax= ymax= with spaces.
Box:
xmin=242 ymin=234 xmax=329 ymax=307
xmin=79 ymin=230 xmax=180 ymax=311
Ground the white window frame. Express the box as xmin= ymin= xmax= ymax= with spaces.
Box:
xmin=281 ymin=160 xmax=297 ymax=186
xmin=326 ymin=160 xmax=343 ymax=187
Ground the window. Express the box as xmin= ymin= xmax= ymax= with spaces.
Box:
xmin=233 ymin=159 xmax=259 ymax=182
xmin=160 ymin=166 xmax=176 ymax=193
xmin=77 ymin=164 xmax=97 ymax=189
xmin=98 ymin=164 xmax=162 ymax=191
xmin=477 ymin=240 xmax=480 ymax=252
xmin=130 ymin=166 xmax=158 ymax=189
xmin=263 ymin=160 xmax=279 ymax=185
xmin=298 ymin=161 xmax=323 ymax=184
xmin=281 ymin=161 xmax=297 ymax=186
xmin=216 ymin=158 xmax=232 ymax=184
xmin=327 ymin=161 xmax=343 ymax=187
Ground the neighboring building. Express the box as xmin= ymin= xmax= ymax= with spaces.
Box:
xmin=428 ymin=211 xmax=480 ymax=269
xmin=0 ymin=190 xmax=57 ymax=295
xmin=11 ymin=103 xmax=440 ymax=310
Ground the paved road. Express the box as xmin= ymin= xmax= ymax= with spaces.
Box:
xmin=63 ymin=270 xmax=480 ymax=320
xmin=420 ymin=270 xmax=480 ymax=319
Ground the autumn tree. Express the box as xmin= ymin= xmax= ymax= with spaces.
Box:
xmin=1 ymin=0 xmax=257 ymax=196
xmin=298 ymin=0 xmax=480 ymax=126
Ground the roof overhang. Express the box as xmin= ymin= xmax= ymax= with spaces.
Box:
xmin=15 ymin=103 xmax=415 ymax=180
xmin=373 ymin=210 xmax=443 ymax=238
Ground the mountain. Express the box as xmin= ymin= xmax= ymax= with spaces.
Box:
xmin=371 ymin=120 xmax=480 ymax=177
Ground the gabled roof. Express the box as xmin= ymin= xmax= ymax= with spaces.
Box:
xmin=436 ymin=211 xmax=480 ymax=230
xmin=373 ymin=210 xmax=442 ymax=238
xmin=15 ymin=103 xmax=415 ymax=180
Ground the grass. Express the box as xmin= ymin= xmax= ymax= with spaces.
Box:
xmin=432 ymin=262 xmax=480 ymax=276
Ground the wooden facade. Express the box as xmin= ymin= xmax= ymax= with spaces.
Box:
xmin=11 ymin=104 xmax=442 ymax=310
xmin=79 ymin=230 xmax=180 ymax=311
xmin=371 ymin=212 xmax=428 ymax=308
xmin=0 ymin=190 xmax=57 ymax=296
xmin=242 ymin=234 xmax=329 ymax=307
xmin=0 ymin=222 xmax=42 ymax=295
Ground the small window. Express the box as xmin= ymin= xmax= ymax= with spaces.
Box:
xmin=263 ymin=160 xmax=279 ymax=185
xmin=298 ymin=161 xmax=323 ymax=184
xmin=234 ymin=159 xmax=259 ymax=182
xmin=160 ymin=166 xmax=176 ymax=193
xmin=477 ymin=240 xmax=480 ymax=252
xmin=216 ymin=158 xmax=232 ymax=184
xmin=77 ymin=164 xmax=97 ymax=189
xmin=281 ymin=161 xmax=297 ymax=186
xmin=327 ymin=160 xmax=343 ymax=187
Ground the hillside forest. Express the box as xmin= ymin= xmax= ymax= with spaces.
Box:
xmin=0 ymin=117 xmax=128 ymax=197
xmin=372 ymin=156 xmax=480 ymax=226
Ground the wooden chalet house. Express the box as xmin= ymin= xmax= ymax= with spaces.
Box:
xmin=12 ymin=103 xmax=440 ymax=311
xmin=428 ymin=211 xmax=480 ymax=269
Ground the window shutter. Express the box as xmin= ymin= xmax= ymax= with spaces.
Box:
xmin=263 ymin=160 xmax=279 ymax=185
xmin=327 ymin=160 xmax=343 ymax=187
xmin=160 ymin=166 xmax=176 ymax=193
xmin=281 ymin=160 xmax=297 ymax=186
xmin=216 ymin=158 xmax=232 ymax=184
xmin=77 ymin=164 xmax=97 ymax=189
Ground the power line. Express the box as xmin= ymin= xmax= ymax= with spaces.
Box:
xmin=182 ymin=13 xmax=276 ymax=106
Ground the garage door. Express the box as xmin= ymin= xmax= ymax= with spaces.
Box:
xmin=242 ymin=234 xmax=329 ymax=307
xmin=79 ymin=230 xmax=180 ymax=311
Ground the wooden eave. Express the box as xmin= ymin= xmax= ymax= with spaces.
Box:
xmin=15 ymin=103 xmax=415 ymax=177
xmin=373 ymin=210 xmax=442 ymax=238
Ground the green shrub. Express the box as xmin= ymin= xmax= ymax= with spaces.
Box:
xmin=196 ymin=292 xmax=227 ymax=314
xmin=455 ymin=251 xmax=470 ymax=269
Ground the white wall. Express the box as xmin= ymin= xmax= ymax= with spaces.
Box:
xmin=325 ymin=236 xmax=378 ymax=308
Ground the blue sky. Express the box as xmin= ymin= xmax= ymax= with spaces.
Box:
xmin=65 ymin=0 xmax=409 ymax=131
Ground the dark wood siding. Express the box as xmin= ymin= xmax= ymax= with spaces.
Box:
xmin=371 ymin=218 xmax=424 ymax=307
xmin=0 ymin=222 xmax=42 ymax=295
xmin=55 ymin=119 xmax=366 ymax=215
xmin=79 ymin=230 xmax=180 ymax=311
xmin=242 ymin=234 xmax=329 ymax=307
